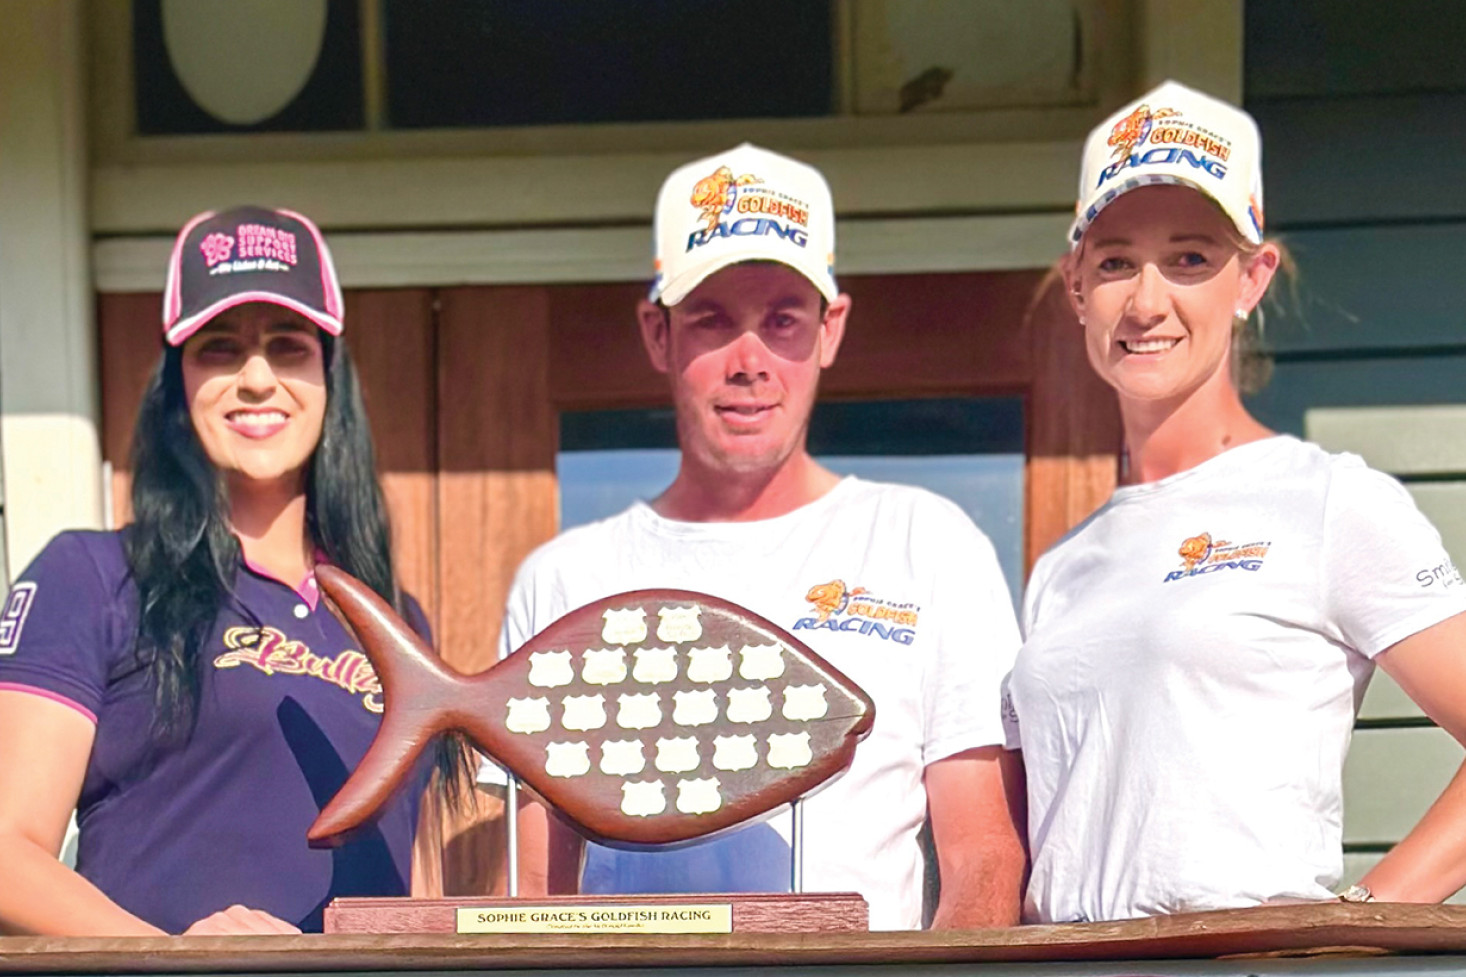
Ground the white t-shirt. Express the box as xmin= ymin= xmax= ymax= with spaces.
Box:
xmin=1007 ymin=435 xmax=1466 ymax=923
xmin=487 ymin=476 xmax=1019 ymax=930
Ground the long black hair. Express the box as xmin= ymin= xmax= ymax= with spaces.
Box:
xmin=125 ymin=332 xmax=471 ymax=803
xmin=126 ymin=334 xmax=395 ymax=734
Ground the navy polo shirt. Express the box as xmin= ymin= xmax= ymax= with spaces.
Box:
xmin=0 ymin=530 xmax=429 ymax=933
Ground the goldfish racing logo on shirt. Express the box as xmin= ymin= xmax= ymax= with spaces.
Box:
xmin=1097 ymin=102 xmax=1233 ymax=187
xmin=214 ymin=626 xmax=383 ymax=712
xmin=685 ymin=166 xmax=811 ymax=253
xmin=793 ymin=579 xmax=919 ymax=645
xmin=1164 ymin=532 xmax=1271 ymax=583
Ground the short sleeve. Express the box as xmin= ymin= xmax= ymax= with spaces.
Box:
xmin=920 ymin=501 xmax=1022 ymax=764
xmin=1000 ymin=675 xmax=1021 ymax=751
xmin=1323 ymin=461 xmax=1466 ymax=658
xmin=0 ymin=532 xmax=128 ymax=722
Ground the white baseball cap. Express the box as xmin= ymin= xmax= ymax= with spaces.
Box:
xmin=1069 ymin=80 xmax=1265 ymax=250
xmin=649 ymin=143 xmax=837 ymax=307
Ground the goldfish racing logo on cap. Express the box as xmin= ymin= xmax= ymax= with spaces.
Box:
xmin=1095 ymin=102 xmax=1233 ymax=188
xmin=683 ymin=166 xmax=811 ymax=254
xmin=651 ymin=143 xmax=838 ymax=306
xmin=1069 ymin=80 xmax=1265 ymax=250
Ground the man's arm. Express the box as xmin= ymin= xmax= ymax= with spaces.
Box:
xmin=924 ymin=745 xmax=1026 ymax=929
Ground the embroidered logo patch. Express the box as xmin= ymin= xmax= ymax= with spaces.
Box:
xmin=1164 ymin=532 xmax=1271 ymax=583
xmin=0 ymin=583 xmax=37 ymax=655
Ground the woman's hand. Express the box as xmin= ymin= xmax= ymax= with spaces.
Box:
xmin=181 ymin=905 xmax=301 ymax=935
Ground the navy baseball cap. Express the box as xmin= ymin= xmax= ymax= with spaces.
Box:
xmin=162 ymin=205 xmax=345 ymax=346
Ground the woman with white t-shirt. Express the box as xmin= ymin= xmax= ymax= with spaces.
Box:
xmin=1005 ymin=80 xmax=1466 ymax=924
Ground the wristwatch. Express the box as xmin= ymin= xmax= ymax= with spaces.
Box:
xmin=1337 ymin=883 xmax=1375 ymax=903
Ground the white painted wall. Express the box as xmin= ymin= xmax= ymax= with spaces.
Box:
xmin=0 ymin=0 xmax=104 ymax=579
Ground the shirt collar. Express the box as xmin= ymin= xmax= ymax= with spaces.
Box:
xmin=239 ymin=548 xmax=329 ymax=611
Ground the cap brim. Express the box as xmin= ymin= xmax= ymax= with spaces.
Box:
xmin=653 ymin=252 xmax=838 ymax=307
xmin=1070 ymin=174 xmax=1258 ymax=250
xmin=164 ymin=291 xmax=345 ymax=346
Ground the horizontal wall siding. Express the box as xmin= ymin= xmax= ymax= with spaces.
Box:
xmin=1252 ymin=356 xmax=1466 ymax=440
xmin=1247 ymin=94 xmax=1466 ymax=225
xmin=1343 ymin=728 xmax=1463 ymax=846
xmin=1264 ymin=224 xmax=1466 ymax=355
xmin=1247 ymin=0 xmax=1466 ymax=900
xmin=1305 ymin=407 xmax=1466 ymax=476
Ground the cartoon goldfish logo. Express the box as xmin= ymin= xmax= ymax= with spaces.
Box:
xmin=805 ymin=581 xmax=848 ymax=624
xmin=803 ymin=580 xmax=870 ymax=623
xmin=1108 ymin=104 xmax=1179 ymax=160
xmin=1178 ymin=532 xmax=1222 ymax=572
xmin=690 ymin=166 xmax=761 ymax=234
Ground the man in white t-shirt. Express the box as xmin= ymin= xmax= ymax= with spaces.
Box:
xmin=489 ymin=143 xmax=1024 ymax=930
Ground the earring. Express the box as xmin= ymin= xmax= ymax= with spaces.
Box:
xmin=1235 ymin=307 xmax=1248 ymax=319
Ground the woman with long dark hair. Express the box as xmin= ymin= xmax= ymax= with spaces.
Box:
xmin=0 ymin=207 xmax=438 ymax=935
xmin=1006 ymin=82 xmax=1466 ymax=923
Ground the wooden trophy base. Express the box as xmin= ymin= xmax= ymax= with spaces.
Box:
xmin=325 ymin=892 xmax=868 ymax=935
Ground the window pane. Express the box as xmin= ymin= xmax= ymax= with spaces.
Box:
xmin=385 ymin=0 xmax=833 ymax=128
xmin=133 ymin=0 xmax=363 ymax=135
xmin=852 ymin=0 xmax=1087 ymax=114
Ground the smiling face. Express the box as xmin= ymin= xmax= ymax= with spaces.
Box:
xmin=180 ymin=302 xmax=327 ymax=494
xmin=639 ymin=262 xmax=848 ymax=480
xmin=1064 ymin=185 xmax=1279 ymax=409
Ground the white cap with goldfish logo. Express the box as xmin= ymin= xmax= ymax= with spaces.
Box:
xmin=1070 ymin=80 xmax=1265 ymax=250
xmin=650 ymin=142 xmax=838 ymax=306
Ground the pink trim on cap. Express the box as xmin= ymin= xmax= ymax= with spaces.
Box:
xmin=165 ymin=291 xmax=345 ymax=347
xmin=0 ymin=682 xmax=98 ymax=725
xmin=163 ymin=210 xmax=219 ymax=330
xmin=278 ymin=208 xmax=343 ymax=321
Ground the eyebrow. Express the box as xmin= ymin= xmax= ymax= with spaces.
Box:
xmin=678 ymin=301 xmax=726 ymax=319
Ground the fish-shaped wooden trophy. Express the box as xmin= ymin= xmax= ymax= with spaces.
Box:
xmin=311 ymin=566 xmax=876 ymax=935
